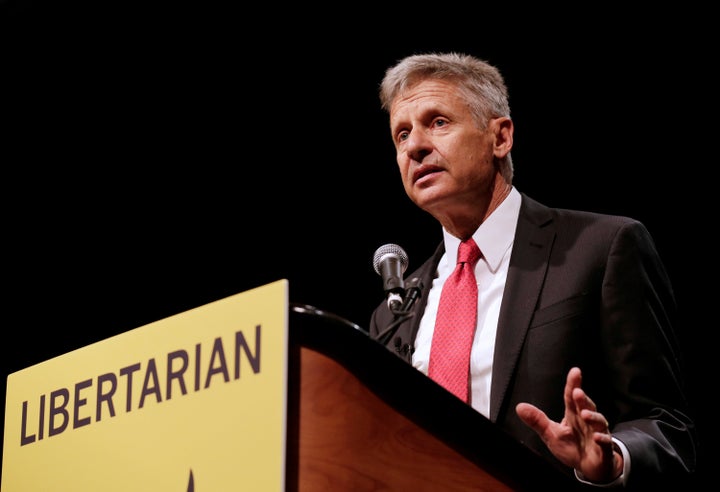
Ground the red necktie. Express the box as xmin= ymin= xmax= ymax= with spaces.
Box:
xmin=428 ymin=238 xmax=481 ymax=402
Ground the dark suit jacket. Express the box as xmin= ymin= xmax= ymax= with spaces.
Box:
xmin=368 ymin=193 xmax=697 ymax=489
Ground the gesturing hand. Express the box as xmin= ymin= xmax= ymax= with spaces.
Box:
xmin=515 ymin=367 xmax=623 ymax=484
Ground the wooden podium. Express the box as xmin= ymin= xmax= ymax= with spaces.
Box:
xmin=2 ymin=282 xmax=586 ymax=491
xmin=286 ymin=304 xmax=584 ymax=492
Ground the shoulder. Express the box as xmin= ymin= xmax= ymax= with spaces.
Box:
xmin=519 ymin=192 xmax=645 ymax=230
xmin=518 ymin=193 xmax=658 ymax=255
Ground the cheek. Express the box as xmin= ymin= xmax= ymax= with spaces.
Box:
xmin=397 ymin=159 xmax=415 ymax=194
xmin=396 ymin=155 xmax=410 ymax=179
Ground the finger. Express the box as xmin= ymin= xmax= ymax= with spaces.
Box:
xmin=516 ymin=403 xmax=555 ymax=443
xmin=516 ymin=402 xmax=549 ymax=432
xmin=581 ymin=409 xmax=610 ymax=432
xmin=572 ymin=386 xmax=597 ymax=412
xmin=563 ymin=367 xmax=582 ymax=409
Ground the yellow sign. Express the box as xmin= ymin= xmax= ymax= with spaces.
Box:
xmin=2 ymin=279 xmax=289 ymax=491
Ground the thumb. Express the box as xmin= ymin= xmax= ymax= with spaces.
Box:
xmin=516 ymin=402 xmax=549 ymax=433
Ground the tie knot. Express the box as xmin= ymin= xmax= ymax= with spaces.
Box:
xmin=458 ymin=239 xmax=481 ymax=265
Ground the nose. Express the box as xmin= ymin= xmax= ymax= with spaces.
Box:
xmin=405 ymin=130 xmax=433 ymax=163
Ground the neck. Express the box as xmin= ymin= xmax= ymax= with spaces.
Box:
xmin=442 ymin=180 xmax=512 ymax=240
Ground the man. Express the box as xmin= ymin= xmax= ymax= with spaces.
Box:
xmin=368 ymin=52 xmax=697 ymax=488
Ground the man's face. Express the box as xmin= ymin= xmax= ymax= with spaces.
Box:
xmin=388 ymin=79 xmax=500 ymax=221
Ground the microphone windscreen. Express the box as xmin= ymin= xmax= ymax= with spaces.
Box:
xmin=372 ymin=243 xmax=409 ymax=275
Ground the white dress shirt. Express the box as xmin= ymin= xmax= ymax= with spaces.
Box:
xmin=412 ymin=186 xmax=520 ymax=418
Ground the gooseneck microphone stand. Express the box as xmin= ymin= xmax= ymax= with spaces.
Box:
xmin=374 ymin=277 xmax=424 ymax=346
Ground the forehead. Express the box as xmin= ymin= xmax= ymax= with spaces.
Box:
xmin=390 ymin=79 xmax=465 ymax=122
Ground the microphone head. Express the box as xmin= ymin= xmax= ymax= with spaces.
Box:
xmin=372 ymin=243 xmax=409 ymax=275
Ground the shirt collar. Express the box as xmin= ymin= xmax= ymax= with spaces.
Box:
xmin=442 ymin=186 xmax=521 ymax=272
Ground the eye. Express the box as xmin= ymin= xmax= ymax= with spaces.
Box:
xmin=398 ymin=131 xmax=409 ymax=142
xmin=433 ymin=118 xmax=448 ymax=128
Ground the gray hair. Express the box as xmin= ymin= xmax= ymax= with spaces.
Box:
xmin=379 ymin=52 xmax=514 ymax=181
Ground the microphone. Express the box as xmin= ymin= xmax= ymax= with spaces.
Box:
xmin=372 ymin=243 xmax=409 ymax=311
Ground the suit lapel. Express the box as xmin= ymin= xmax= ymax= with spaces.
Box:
xmin=489 ymin=194 xmax=555 ymax=422
xmin=406 ymin=242 xmax=446 ymax=342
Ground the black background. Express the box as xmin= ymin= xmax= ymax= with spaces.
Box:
xmin=1 ymin=2 xmax=714 ymax=486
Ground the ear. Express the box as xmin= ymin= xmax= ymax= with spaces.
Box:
xmin=491 ymin=116 xmax=513 ymax=158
